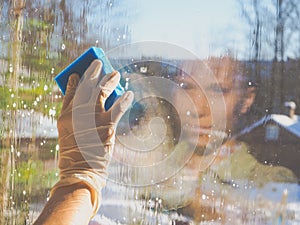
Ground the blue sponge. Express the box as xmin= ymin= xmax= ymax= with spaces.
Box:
xmin=54 ymin=47 xmax=124 ymax=110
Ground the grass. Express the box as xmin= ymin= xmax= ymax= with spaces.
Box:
xmin=0 ymin=84 xmax=62 ymax=119
xmin=0 ymin=147 xmax=59 ymax=224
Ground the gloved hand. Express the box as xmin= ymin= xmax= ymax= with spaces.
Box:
xmin=51 ymin=59 xmax=134 ymax=217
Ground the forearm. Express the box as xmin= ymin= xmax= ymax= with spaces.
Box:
xmin=33 ymin=182 xmax=94 ymax=225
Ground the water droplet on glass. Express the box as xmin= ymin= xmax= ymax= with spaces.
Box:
xmin=49 ymin=108 xmax=56 ymax=117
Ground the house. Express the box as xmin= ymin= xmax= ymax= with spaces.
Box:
xmin=235 ymin=102 xmax=300 ymax=178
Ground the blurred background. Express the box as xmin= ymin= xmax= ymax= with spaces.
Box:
xmin=1 ymin=0 xmax=300 ymax=224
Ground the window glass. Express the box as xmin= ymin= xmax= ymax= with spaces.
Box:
xmin=0 ymin=0 xmax=300 ymax=224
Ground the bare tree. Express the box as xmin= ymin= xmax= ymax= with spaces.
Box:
xmin=239 ymin=0 xmax=300 ymax=114
xmin=1 ymin=1 xmax=26 ymax=223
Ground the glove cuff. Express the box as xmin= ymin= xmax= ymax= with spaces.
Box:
xmin=53 ymin=144 xmax=113 ymax=218
xmin=50 ymin=173 xmax=106 ymax=218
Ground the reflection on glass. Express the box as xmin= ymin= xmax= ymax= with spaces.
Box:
xmin=0 ymin=0 xmax=299 ymax=224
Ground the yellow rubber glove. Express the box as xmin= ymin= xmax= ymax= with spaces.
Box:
xmin=51 ymin=59 xmax=134 ymax=217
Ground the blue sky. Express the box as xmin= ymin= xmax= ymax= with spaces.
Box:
xmin=129 ymin=0 xmax=248 ymax=59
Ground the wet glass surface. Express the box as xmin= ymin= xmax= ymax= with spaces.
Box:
xmin=0 ymin=0 xmax=300 ymax=224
